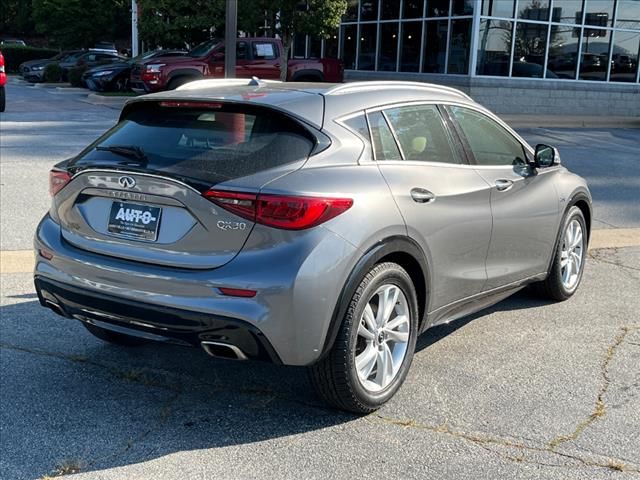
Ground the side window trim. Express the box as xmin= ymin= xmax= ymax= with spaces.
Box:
xmin=380 ymin=110 xmax=406 ymax=160
xmin=440 ymin=104 xmax=477 ymax=166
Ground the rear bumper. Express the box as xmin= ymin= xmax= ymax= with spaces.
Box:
xmin=35 ymin=276 xmax=281 ymax=363
xmin=34 ymin=214 xmax=360 ymax=366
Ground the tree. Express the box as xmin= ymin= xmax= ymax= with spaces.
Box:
xmin=0 ymin=0 xmax=35 ymax=37
xmin=31 ymin=0 xmax=129 ymax=49
xmin=240 ymin=0 xmax=347 ymax=81
xmin=137 ymin=0 xmax=225 ymax=49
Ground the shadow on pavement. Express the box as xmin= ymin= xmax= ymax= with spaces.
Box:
xmin=1 ymin=289 xmax=548 ymax=478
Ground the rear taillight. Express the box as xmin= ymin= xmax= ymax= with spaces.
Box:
xmin=49 ymin=170 xmax=72 ymax=196
xmin=203 ymin=190 xmax=353 ymax=230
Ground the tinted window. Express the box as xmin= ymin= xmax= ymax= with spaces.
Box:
xmin=368 ymin=111 xmax=401 ymax=161
xmin=449 ymin=106 xmax=526 ymax=166
xmin=71 ymin=104 xmax=314 ymax=185
xmin=384 ymin=105 xmax=460 ymax=164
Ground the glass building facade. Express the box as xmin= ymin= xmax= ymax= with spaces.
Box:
xmin=293 ymin=0 xmax=640 ymax=83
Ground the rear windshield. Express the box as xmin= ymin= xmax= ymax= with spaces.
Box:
xmin=70 ymin=103 xmax=316 ymax=185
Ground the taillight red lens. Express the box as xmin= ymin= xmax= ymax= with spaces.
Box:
xmin=203 ymin=190 xmax=353 ymax=230
xmin=49 ymin=170 xmax=72 ymax=196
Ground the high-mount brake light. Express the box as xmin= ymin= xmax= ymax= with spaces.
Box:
xmin=49 ymin=170 xmax=72 ymax=196
xmin=159 ymin=101 xmax=223 ymax=109
xmin=203 ymin=190 xmax=353 ymax=230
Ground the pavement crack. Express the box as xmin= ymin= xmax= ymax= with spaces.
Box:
xmin=370 ymin=415 xmax=640 ymax=473
xmin=589 ymin=250 xmax=640 ymax=273
xmin=0 ymin=342 xmax=181 ymax=392
xmin=547 ymin=326 xmax=638 ymax=450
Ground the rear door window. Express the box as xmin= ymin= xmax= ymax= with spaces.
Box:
xmin=384 ymin=104 xmax=461 ymax=164
xmin=253 ymin=42 xmax=278 ymax=60
xmin=70 ymin=103 xmax=316 ymax=185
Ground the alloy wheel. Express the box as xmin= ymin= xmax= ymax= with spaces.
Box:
xmin=355 ymin=284 xmax=410 ymax=392
xmin=560 ymin=219 xmax=584 ymax=290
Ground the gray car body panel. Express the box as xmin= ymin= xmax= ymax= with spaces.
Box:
xmin=35 ymin=80 xmax=592 ymax=366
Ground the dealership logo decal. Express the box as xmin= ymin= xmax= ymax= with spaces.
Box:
xmin=118 ymin=176 xmax=136 ymax=189
xmin=115 ymin=207 xmax=157 ymax=225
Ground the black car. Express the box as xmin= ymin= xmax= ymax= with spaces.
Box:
xmin=82 ymin=49 xmax=186 ymax=92
xmin=59 ymin=50 xmax=126 ymax=79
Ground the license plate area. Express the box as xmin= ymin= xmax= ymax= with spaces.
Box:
xmin=107 ymin=201 xmax=161 ymax=241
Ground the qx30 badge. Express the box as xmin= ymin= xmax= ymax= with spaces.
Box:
xmin=118 ymin=176 xmax=136 ymax=189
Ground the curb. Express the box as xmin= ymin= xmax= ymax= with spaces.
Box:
xmin=82 ymin=93 xmax=134 ymax=109
xmin=53 ymin=87 xmax=88 ymax=93
xmin=33 ymin=82 xmax=72 ymax=89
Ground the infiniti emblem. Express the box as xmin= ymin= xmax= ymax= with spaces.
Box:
xmin=118 ymin=176 xmax=136 ymax=189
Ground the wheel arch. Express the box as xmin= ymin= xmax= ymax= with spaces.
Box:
xmin=167 ymin=69 xmax=203 ymax=88
xmin=319 ymin=236 xmax=431 ymax=360
xmin=546 ymin=189 xmax=593 ymax=273
xmin=290 ymin=69 xmax=324 ymax=82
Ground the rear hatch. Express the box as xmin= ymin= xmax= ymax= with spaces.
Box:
xmin=55 ymin=101 xmax=318 ymax=269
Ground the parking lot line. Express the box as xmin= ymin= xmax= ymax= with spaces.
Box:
xmin=2 ymin=228 xmax=639 ymax=274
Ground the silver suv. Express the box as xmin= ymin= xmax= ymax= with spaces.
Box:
xmin=34 ymin=80 xmax=591 ymax=413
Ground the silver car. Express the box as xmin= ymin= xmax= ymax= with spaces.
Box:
xmin=34 ymin=80 xmax=591 ymax=413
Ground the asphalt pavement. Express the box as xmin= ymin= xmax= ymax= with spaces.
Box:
xmin=1 ymin=80 xmax=639 ymax=480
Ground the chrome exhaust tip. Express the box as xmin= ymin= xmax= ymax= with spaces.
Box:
xmin=201 ymin=341 xmax=248 ymax=361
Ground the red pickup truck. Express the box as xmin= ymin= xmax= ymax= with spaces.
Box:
xmin=130 ymin=37 xmax=343 ymax=93
xmin=0 ymin=50 xmax=6 ymax=111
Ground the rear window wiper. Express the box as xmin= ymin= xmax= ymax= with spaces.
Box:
xmin=95 ymin=145 xmax=147 ymax=162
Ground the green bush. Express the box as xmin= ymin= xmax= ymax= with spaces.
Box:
xmin=43 ymin=62 xmax=63 ymax=83
xmin=68 ymin=65 xmax=88 ymax=87
xmin=1 ymin=45 xmax=59 ymax=73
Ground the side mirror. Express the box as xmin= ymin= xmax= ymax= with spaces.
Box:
xmin=211 ymin=51 xmax=224 ymax=62
xmin=534 ymin=144 xmax=560 ymax=168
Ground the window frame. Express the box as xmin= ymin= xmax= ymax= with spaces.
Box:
xmin=366 ymin=101 xmax=471 ymax=165
xmin=442 ymin=103 xmax=534 ymax=167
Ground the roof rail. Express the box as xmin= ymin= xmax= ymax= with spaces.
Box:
xmin=325 ymin=81 xmax=472 ymax=101
xmin=176 ymin=77 xmax=281 ymax=91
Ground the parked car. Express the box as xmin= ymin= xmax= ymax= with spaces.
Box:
xmin=130 ymin=37 xmax=343 ymax=93
xmin=1 ymin=38 xmax=26 ymax=47
xmin=612 ymin=54 xmax=636 ymax=73
xmin=93 ymin=42 xmax=118 ymax=54
xmin=59 ymin=50 xmax=126 ymax=78
xmin=34 ymin=80 xmax=591 ymax=413
xmin=82 ymin=49 xmax=186 ymax=92
xmin=0 ymin=50 xmax=6 ymax=112
xmin=20 ymin=50 xmax=83 ymax=82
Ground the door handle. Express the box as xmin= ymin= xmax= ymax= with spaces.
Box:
xmin=495 ymin=179 xmax=514 ymax=192
xmin=410 ymin=188 xmax=436 ymax=203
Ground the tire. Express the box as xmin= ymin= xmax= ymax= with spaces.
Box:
xmin=309 ymin=262 xmax=419 ymax=414
xmin=167 ymin=76 xmax=196 ymax=90
xmin=0 ymin=87 xmax=5 ymax=112
xmin=83 ymin=322 xmax=148 ymax=347
xmin=532 ymin=206 xmax=587 ymax=301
